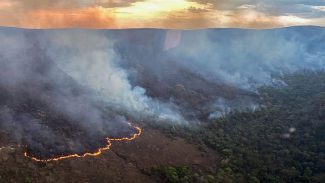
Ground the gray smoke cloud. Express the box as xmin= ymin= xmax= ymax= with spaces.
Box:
xmin=0 ymin=29 xmax=140 ymax=157
xmin=39 ymin=30 xmax=185 ymax=123
xmin=166 ymin=28 xmax=325 ymax=91
xmin=0 ymin=28 xmax=186 ymax=158
xmin=162 ymin=27 xmax=325 ymax=117
xmin=98 ymin=27 xmax=325 ymax=120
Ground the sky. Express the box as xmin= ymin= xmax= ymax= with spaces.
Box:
xmin=0 ymin=0 xmax=324 ymax=29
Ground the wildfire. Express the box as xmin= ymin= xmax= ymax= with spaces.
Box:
xmin=2 ymin=123 xmax=142 ymax=162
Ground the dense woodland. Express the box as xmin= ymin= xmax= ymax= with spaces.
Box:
xmin=153 ymin=71 xmax=325 ymax=183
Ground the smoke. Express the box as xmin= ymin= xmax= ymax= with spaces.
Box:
xmin=208 ymin=97 xmax=261 ymax=119
xmin=0 ymin=29 xmax=185 ymax=124
xmin=101 ymin=27 xmax=325 ymax=119
xmin=39 ymin=30 xmax=185 ymax=123
xmin=0 ymin=26 xmax=324 ymax=154
xmin=158 ymin=27 xmax=324 ymax=117
xmin=166 ymin=28 xmax=325 ymax=91
xmin=2 ymin=27 xmax=322 ymax=124
xmin=0 ymin=28 xmax=186 ymax=158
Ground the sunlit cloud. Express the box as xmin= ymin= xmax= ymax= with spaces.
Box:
xmin=0 ymin=0 xmax=324 ymax=29
xmin=313 ymin=6 xmax=325 ymax=11
xmin=0 ymin=0 xmax=18 ymax=9
xmin=115 ymin=0 xmax=206 ymax=19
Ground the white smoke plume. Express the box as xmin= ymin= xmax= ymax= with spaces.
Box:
xmin=39 ymin=30 xmax=186 ymax=123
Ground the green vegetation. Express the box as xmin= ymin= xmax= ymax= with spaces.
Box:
xmin=154 ymin=165 xmax=218 ymax=183
xmin=154 ymin=71 xmax=325 ymax=183
xmin=158 ymin=166 xmax=190 ymax=183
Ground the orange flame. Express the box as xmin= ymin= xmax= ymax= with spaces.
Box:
xmin=22 ymin=123 xmax=142 ymax=162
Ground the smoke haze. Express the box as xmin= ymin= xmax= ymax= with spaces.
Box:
xmin=0 ymin=26 xmax=324 ymax=157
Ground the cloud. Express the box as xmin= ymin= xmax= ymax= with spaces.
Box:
xmin=0 ymin=0 xmax=324 ymax=29
xmin=191 ymin=0 xmax=325 ymax=17
xmin=187 ymin=6 xmax=209 ymax=13
xmin=95 ymin=0 xmax=146 ymax=8
xmin=0 ymin=6 xmax=117 ymax=29
xmin=8 ymin=0 xmax=145 ymax=10
xmin=13 ymin=0 xmax=85 ymax=9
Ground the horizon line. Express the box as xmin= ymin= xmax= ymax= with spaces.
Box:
xmin=0 ymin=25 xmax=324 ymax=31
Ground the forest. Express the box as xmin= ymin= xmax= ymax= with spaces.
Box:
xmin=153 ymin=71 xmax=325 ymax=183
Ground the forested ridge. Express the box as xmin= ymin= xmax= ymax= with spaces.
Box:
xmin=154 ymin=71 xmax=325 ymax=183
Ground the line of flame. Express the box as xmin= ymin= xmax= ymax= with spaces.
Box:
xmin=23 ymin=123 xmax=142 ymax=162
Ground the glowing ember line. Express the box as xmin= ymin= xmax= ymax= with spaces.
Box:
xmin=23 ymin=123 xmax=142 ymax=162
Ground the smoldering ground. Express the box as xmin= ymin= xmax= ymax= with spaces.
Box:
xmin=0 ymin=26 xmax=324 ymax=158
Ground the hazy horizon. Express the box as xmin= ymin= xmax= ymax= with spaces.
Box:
xmin=1 ymin=25 xmax=324 ymax=31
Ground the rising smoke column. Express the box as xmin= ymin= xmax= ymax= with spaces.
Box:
xmin=38 ymin=29 xmax=186 ymax=124
xmin=0 ymin=28 xmax=144 ymax=159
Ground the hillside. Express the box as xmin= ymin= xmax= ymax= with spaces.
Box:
xmin=0 ymin=26 xmax=324 ymax=182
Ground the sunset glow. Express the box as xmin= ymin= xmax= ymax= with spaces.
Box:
xmin=0 ymin=0 xmax=324 ymax=29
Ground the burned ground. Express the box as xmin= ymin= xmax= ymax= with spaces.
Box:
xmin=0 ymin=33 xmax=138 ymax=160
xmin=0 ymin=124 xmax=218 ymax=183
